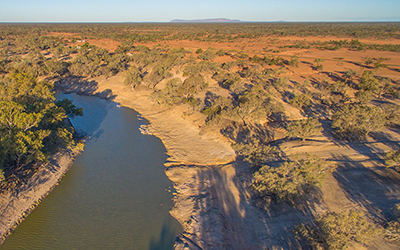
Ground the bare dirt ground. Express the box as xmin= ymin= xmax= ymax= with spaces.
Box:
xmin=52 ymin=34 xmax=400 ymax=249
xmin=47 ymin=32 xmax=121 ymax=52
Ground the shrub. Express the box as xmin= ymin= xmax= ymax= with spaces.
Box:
xmin=382 ymin=104 xmax=400 ymax=127
xmin=314 ymin=58 xmax=325 ymax=72
xmin=289 ymin=55 xmax=299 ymax=68
xmin=152 ymin=78 xmax=183 ymax=106
xmin=0 ymin=167 xmax=5 ymax=182
xmin=355 ymin=90 xmax=373 ymax=104
xmin=385 ymin=221 xmax=400 ymax=244
xmin=332 ymin=104 xmax=386 ymax=141
xmin=289 ymin=94 xmax=312 ymax=109
xmin=252 ymin=155 xmax=334 ymax=202
xmin=295 ymin=210 xmax=380 ymax=250
xmin=233 ymin=140 xmax=277 ymax=167
xmin=385 ymin=150 xmax=400 ymax=171
xmin=384 ymin=204 xmax=400 ymax=244
xmin=124 ymin=66 xmax=143 ymax=89
xmin=287 ymin=118 xmax=322 ymax=141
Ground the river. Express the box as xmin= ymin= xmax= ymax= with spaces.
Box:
xmin=1 ymin=94 xmax=182 ymax=250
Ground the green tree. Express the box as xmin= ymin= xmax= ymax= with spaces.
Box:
xmin=56 ymin=98 xmax=83 ymax=118
xmin=152 ymin=78 xmax=184 ymax=106
xmin=12 ymin=130 xmax=51 ymax=168
xmin=314 ymin=58 xmax=325 ymax=72
xmin=287 ymin=118 xmax=322 ymax=141
xmin=124 ymin=66 xmax=143 ymax=89
xmin=384 ymin=204 xmax=400 ymax=244
xmin=235 ymin=84 xmax=269 ymax=125
xmin=181 ymin=74 xmax=208 ymax=97
xmin=0 ymin=101 xmax=42 ymax=134
xmin=0 ymin=72 xmax=82 ymax=190
xmin=358 ymin=70 xmax=379 ymax=92
xmin=252 ymin=155 xmax=334 ymax=202
xmin=385 ymin=150 xmax=400 ymax=171
xmin=343 ymin=69 xmax=359 ymax=86
xmin=295 ymin=210 xmax=380 ymax=250
xmin=289 ymin=55 xmax=299 ymax=68
xmin=233 ymin=139 xmax=276 ymax=167
xmin=332 ymin=104 xmax=386 ymax=140
xmin=289 ymin=94 xmax=312 ymax=109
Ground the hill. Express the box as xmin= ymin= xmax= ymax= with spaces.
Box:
xmin=171 ymin=18 xmax=241 ymax=23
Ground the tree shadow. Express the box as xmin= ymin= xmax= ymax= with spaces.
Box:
xmin=220 ymin=122 xmax=275 ymax=145
xmin=387 ymin=67 xmax=400 ymax=73
xmin=193 ymin=162 xmax=317 ymax=249
xmin=369 ymin=130 xmax=400 ymax=151
xmin=56 ymin=92 xmax=114 ymax=142
xmin=195 ymin=166 xmax=248 ymax=249
xmin=344 ymin=60 xmax=367 ymax=69
xmin=204 ymin=91 xmax=220 ymax=107
xmin=149 ymin=219 xmax=179 ymax=250
xmin=54 ymin=77 xmax=116 ymax=100
xmin=333 ymin=154 xmax=400 ymax=222
xmin=320 ymin=71 xmax=342 ymax=82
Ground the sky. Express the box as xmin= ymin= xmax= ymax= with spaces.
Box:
xmin=0 ymin=0 xmax=399 ymax=22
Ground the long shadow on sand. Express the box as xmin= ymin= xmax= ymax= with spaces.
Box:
xmin=333 ymin=154 xmax=400 ymax=222
xmin=54 ymin=77 xmax=116 ymax=100
xmin=194 ymin=162 xmax=318 ymax=250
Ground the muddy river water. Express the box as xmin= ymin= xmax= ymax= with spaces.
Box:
xmin=1 ymin=94 xmax=182 ymax=250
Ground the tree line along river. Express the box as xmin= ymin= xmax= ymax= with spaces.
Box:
xmin=1 ymin=93 xmax=182 ymax=250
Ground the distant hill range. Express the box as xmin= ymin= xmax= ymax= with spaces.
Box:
xmin=171 ymin=18 xmax=242 ymax=23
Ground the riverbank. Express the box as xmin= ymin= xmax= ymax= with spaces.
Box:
xmin=0 ymin=148 xmax=79 ymax=244
xmin=54 ymin=74 xmax=400 ymax=249
xmin=54 ymin=76 xmax=314 ymax=249
xmin=56 ymin=75 xmax=399 ymax=250
xmin=55 ymin=76 xmax=269 ymax=248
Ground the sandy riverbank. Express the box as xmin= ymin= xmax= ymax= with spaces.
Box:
xmin=53 ymin=74 xmax=400 ymax=250
xmin=53 ymin=76 xmax=318 ymax=249
xmin=55 ymin=76 xmax=276 ymax=249
xmin=0 ymin=148 xmax=78 ymax=244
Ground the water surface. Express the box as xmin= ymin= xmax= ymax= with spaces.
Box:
xmin=1 ymin=94 xmax=182 ymax=250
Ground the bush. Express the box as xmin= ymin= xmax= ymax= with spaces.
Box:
xmin=355 ymin=90 xmax=373 ymax=104
xmin=233 ymin=139 xmax=277 ymax=167
xmin=332 ymin=104 xmax=386 ymax=141
xmin=252 ymin=155 xmax=334 ymax=202
xmin=382 ymin=104 xmax=400 ymax=127
xmin=289 ymin=94 xmax=311 ymax=109
xmin=287 ymin=118 xmax=322 ymax=141
xmin=384 ymin=204 xmax=400 ymax=244
xmin=295 ymin=210 xmax=380 ymax=250
xmin=124 ymin=66 xmax=143 ymax=89
xmin=289 ymin=55 xmax=299 ymax=68
xmin=0 ymin=167 xmax=5 ymax=182
xmin=152 ymin=78 xmax=183 ymax=106
xmin=385 ymin=150 xmax=400 ymax=171
xmin=314 ymin=58 xmax=325 ymax=72
xmin=385 ymin=221 xmax=400 ymax=244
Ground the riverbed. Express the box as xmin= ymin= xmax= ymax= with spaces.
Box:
xmin=1 ymin=94 xmax=182 ymax=249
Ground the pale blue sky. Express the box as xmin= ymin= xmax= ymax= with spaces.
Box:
xmin=0 ymin=0 xmax=399 ymax=22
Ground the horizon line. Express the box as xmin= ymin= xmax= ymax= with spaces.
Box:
xmin=1 ymin=20 xmax=400 ymax=24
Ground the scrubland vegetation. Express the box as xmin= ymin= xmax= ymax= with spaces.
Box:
xmin=1 ymin=22 xmax=400 ymax=248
